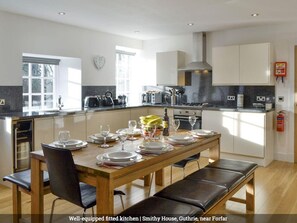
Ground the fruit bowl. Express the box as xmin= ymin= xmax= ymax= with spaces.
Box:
xmin=139 ymin=115 xmax=163 ymax=139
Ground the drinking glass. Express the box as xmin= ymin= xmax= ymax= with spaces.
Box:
xmin=58 ymin=130 xmax=70 ymax=148
xmin=118 ymin=132 xmax=128 ymax=151
xmin=128 ymin=120 xmax=137 ymax=141
xmin=172 ymin=119 xmax=180 ymax=133
xmin=189 ymin=116 xmax=197 ymax=131
xmin=100 ymin=125 xmax=110 ymax=148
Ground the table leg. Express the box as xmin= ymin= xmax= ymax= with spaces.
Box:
xmin=96 ymin=175 xmax=114 ymax=216
xmin=143 ymin=175 xmax=151 ymax=186
xmin=155 ymin=169 xmax=164 ymax=186
xmin=31 ymin=157 xmax=44 ymax=223
xmin=12 ymin=184 xmax=21 ymax=223
xmin=246 ymin=173 xmax=255 ymax=212
xmin=208 ymin=139 xmax=220 ymax=163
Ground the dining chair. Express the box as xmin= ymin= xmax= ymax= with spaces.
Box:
xmin=170 ymin=153 xmax=200 ymax=184
xmin=3 ymin=169 xmax=50 ymax=223
xmin=41 ymin=143 xmax=125 ymax=222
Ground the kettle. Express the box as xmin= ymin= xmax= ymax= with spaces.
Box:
xmin=103 ymin=91 xmax=114 ymax=106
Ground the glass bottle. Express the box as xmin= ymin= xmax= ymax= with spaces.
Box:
xmin=163 ymin=108 xmax=169 ymax=136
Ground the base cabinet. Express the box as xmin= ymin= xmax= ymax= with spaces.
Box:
xmin=202 ymin=110 xmax=274 ymax=166
xmin=34 ymin=117 xmax=54 ymax=150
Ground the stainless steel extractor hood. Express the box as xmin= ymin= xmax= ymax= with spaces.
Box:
xmin=178 ymin=32 xmax=212 ymax=72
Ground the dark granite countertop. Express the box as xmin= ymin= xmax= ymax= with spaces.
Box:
xmin=0 ymin=103 xmax=274 ymax=120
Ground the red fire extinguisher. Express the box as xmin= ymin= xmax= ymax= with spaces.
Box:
xmin=277 ymin=111 xmax=285 ymax=132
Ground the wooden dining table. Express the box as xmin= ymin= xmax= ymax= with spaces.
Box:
xmin=30 ymin=133 xmax=221 ymax=223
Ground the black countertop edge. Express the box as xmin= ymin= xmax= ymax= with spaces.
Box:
xmin=0 ymin=104 xmax=275 ymax=120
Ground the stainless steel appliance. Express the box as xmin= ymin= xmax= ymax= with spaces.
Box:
xmin=13 ymin=119 xmax=33 ymax=172
xmin=173 ymin=108 xmax=202 ymax=130
xmin=102 ymin=91 xmax=114 ymax=106
xmin=151 ymin=92 xmax=162 ymax=104
xmin=84 ymin=96 xmax=100 ymax=108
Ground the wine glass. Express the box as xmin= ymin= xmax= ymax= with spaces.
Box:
xmin=100 ymin=125 xmax=110 ymax=148
xmin=58 ymin=130 xmax=70 ymax=148
xmin=118 ymin=132 xmax=128 ymax=151
xmin=189 ymin=116 xmax=197 ymax=131
xmin=128 ymin=120 xmax=137 ymax=141
xmin=172 ymin=119 xmax=180 ymax=133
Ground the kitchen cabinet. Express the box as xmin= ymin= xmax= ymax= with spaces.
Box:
xmin=202 ymin=110 xmax=234 ymax=153
xmin=156 ymin=51 xmax=187 ymax=86
xmin=212 ymin=45 xmax=240 ymax=85
xmin=202 ymin=110 xmax=274 ymax=166
xmin=34 ymin=117 xmax=54 ymax=150
xmin=130 ymin=107 xmax=148 ymax=121
xmin=54 ymin=113 xmax=87 ymax=141
xmin=86 ymin=110 xmax=130 ymax=135
xmin=212 ymin=43 xmax=274 ymax=85
xmin=147 ymin=107 xmax=173 ymax=120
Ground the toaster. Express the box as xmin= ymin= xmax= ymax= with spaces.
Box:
xmin=84 ymin=96 xmax=100 ymax=108
xmin=151 ymin=92 xmax=162 ymax=104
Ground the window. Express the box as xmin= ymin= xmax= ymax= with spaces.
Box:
xmin=115 ymin=50 xmax=136 ymax=99
xmin=22 ymin=57 xmax=60 ymax=111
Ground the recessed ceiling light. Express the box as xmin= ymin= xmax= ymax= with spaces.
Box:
xmin=187 ymin=23 xmax=194 ymax=26
xmin=58 ymin=12 xmax=66 ymax=16
xmin=251 ymin=13 xmax=259 ymax=17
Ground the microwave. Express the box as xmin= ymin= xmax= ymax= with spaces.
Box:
xmin=151 ymin=92 xmax=162 ymax=104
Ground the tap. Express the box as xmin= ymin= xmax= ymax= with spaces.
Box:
xmin=57 ymin=95 xmax=64 ymax=110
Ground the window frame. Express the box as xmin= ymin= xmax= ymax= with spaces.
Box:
xmin=22 ymin=62 xmax=57 ymax=112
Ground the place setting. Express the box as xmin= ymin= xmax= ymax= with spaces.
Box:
xmin=190 ymin=129 xmax=218 ymax=138
xmin=49 ymin=130 xmax=88 ymax=151
xmin=96 ymin=130 xmax=143 ymax=167
xmin=116 ymin=119 xmax=142 ymax=141
xmin=88 ymin=124 xmax=118 ymax=147
xmin=136 ymin=141 xmax=174 ymax=156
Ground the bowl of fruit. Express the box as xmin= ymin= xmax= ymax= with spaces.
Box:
xmin=139 ymin=115 xmax=163 ymax=139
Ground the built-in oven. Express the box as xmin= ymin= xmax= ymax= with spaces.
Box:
xmin=173 ymin=108 xmax=202 ymax=130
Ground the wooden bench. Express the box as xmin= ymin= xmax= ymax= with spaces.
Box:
xmin=117 ymin=159 xmax=257 ymax=222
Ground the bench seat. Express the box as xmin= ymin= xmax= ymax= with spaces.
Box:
xmin=155 ymin=180 xmax=227 ymax=211
xmin=117 ymin=196 xmax=204 ymax=223
xmin=206 ymin=159 xmax=258 ymax=176
xmin=185 ymin=167 xmax=245 ymax=190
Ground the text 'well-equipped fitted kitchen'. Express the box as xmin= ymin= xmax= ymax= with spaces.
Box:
xmin=0 ymin=1 xmax=297 ymax=223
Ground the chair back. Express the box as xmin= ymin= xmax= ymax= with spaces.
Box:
xmin=41 ymin=143 xmax=84 ymax=207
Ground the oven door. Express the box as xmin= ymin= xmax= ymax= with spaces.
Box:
xmin=174 ymin=115 xmax=201 ymax=130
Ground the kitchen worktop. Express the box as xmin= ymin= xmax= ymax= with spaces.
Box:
xmin=0 ymin=103 xmax=274 ymax=120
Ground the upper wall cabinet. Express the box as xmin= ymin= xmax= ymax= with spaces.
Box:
xmin=156 ymin=51 xmax=188 ymax=86
xmin=212 ymin=43 xmax=274 ymax=86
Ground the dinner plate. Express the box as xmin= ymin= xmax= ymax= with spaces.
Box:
xmin=96 ymin=154 xmax=142 ymax=166
xmin=51 ymin=140 xmax=88 ymax=150
xmin=168 ymin=134 xmax=194 ymax=142
xmin=140 ymin=141 xmax=166 ymax=150
xmin=137 ymin=143 xmax=173 ymax=154
xmin=91 ymin=133 xmax=118 ymax=141
xmin=167 ymin=137 xmax=196 ymax=145
xmin=116 ymin=128 xmax=142 ymax=136
xmin=191 ymin=129 xmax=216 ymax=137
xmin=103 ymin=151 xmax=138 ymax=162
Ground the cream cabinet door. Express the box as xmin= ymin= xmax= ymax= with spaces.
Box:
xmin=212 ymin=45 xmax=240 ymax=85
xmin=54 ymin=114 xmax=87 ymax=141
xmin=34 ymin=117 xmax=54 ymax=150
xmin=156 ymin=51 xmax=185 ymax=86
xmin=233 ymin=112 xmax=265 ymax=157
xmin=202 ymin=110 xmax=234 ymax=153
xmin=86 ymin=110 xmax=131 ymax=135
xmin=130 ymin=107 xmax=148 ymax=121
xmin=147 ymin=107 xmax=173 ymax=120
xmin=240 ymin=43 xmax=272 ymax=85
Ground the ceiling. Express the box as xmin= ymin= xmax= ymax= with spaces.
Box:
xmin=0 ymin=0 xmax=297 ymax=40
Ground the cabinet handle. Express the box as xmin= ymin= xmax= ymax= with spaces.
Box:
xmin=14 ymin=128 xmax=18 ymax=170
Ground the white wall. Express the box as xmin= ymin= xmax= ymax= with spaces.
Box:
xmin=142 ymin=23 xmax=297 ymax=163
xmin=0 ymin=11 xmax=142 ymax=86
